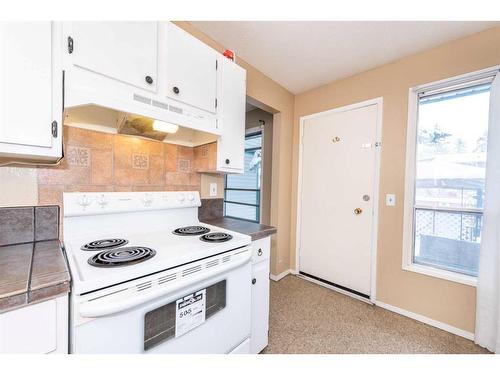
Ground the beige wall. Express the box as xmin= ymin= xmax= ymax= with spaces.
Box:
xmin=245 ymin=108 xmax=273 ymax=225
xmin=200 ymin=174 xmax=224 ymax=199
xmin=291 ymin=26 xmax=500 ymax=333
xmin=177 ymin=22 xmax=295 ymax=276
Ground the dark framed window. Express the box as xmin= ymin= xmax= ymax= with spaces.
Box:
xmin=224 ymin=132 xmax=262 ymax=222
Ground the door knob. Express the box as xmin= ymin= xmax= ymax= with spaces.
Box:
xmin=354 ymin=208 xmax=363 ymax=215
xmin=332 ymin=136 xmax=341 ymax=143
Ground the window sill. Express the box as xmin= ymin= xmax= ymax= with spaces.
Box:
xmin=402 ymin=263 xmax=477 ymax=287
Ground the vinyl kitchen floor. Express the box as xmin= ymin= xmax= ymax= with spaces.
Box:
xmin=263 ymin=275 xmax=489 ymax=354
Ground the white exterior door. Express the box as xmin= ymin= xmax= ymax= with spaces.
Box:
xmin=298 ymin=102 xmax=380 ymax=298
xmin=70 ymin=22 xmax=158 ymax=92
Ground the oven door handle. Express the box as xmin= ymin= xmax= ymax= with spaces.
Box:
xmin=79 ymin=251 xmax=251 ymax=318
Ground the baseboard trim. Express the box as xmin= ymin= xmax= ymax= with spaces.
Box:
xmin=270 ymin=269 xmax=293 ymax=281
xmin=375 ymin=300 xmax=475 ymax=341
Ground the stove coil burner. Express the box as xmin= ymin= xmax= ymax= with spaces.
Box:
xmin=173 ymin=226 xmax=211 ymax=236
xmin=200 ymin=232 xmax=233 ymax=243
xmin=88 ymin=247 xmax=156 ymax=267
xmin=81 ymin=238 xmax=129 ymax=251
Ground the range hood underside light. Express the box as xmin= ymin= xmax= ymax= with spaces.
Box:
xmin=153 ymin=120 xmax=179 ymax=134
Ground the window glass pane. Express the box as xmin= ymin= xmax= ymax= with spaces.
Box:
xmin=414 ymin=208 xmax=482 ymax=276
xmin=245 ymin=133 xmax=262 ymax=149
xmin=416 ymin=83 xmax=490 ymax=210
xmin=226 ymin=149 xmax=262 ymax=189
xmin=225 ymin=202 xmax=258 ymax=222
xmin=225 ymin=190 xmax=259 ymax=205
xmin=413 ymin=82 xmax=490 ymax=277
xmin=224 ymin=132 xmax=262 ymax=222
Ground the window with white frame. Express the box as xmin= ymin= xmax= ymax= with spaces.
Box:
xmin=404 ymin=71 xmax=496 ymax=282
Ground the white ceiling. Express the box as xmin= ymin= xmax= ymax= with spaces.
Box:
xmin=191 ymin=21 xmax=499 ymax=94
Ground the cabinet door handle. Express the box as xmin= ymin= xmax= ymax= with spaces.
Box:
xmin=258 ymin=249 xmax=263 ymax=256
xmin=51 ymin=121 xmax=58 ymax=138
xmin=173 ymin=86 xmax=180 ymax=94
xmin=225 ymin=159 xmax=230 ymax=165
xmin=252 ymin=278 xmax=257 ymax=285
xmin=145 ymin=76 xmax=153 ymax=84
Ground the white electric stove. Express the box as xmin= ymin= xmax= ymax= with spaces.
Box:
xmin=63 ymin=191 xmax=252 ymax=354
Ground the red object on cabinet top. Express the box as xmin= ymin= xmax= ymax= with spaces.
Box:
xmin=223 ymin=49 xmax=235 ymax=61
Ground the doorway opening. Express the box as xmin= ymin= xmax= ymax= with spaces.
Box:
xmin=223 ymin=101 xmax=273 ymax=225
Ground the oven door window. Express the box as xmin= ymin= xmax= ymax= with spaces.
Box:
xmin=144 ymin=280 xmax=226 ymax=351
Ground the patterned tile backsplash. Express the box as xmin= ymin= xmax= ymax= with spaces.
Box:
xmin=37 ymin=126 xmax=202 ymax=209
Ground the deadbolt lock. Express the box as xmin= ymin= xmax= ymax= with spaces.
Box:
xmin=354 ymin=208 xmax=363 ymax=215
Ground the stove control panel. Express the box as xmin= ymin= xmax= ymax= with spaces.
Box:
xmin=64 ymin=191 xmax=201 ymax=217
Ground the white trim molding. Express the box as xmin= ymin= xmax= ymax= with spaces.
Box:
xmin=375 ymin=300 xmax=475 ymax=341
xmin=295 ymin=97 xmax=383 ymax=304
xmin=270 ymin=269 xmax=293 ymax=281
xmin=402 ymin=66 xmax=500 ymax=287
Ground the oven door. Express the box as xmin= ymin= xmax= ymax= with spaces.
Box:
xmin=71 ymin=251 xmax=251 ymax=354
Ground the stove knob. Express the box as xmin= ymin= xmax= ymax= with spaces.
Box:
xmin=187 ymin=193 xmax=195 ymax=201
xmin=96 ymin=194 xmax=108 ymax=209
xmin=78 ymin=194 xmax=92 ymax=209
xmin=142 ymin=193 xmax=153 ymax=207
xmin=177 ymin=193 xmax=185 ymax=202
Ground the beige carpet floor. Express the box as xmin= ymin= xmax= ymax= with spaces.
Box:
xmin=263 ymin=275 xmax=489 ymax=354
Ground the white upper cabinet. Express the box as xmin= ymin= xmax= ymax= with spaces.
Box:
xmin=0 ymin=22 xmax=62 ymax=162
xmin=217 ymin=57 xmax=246 ymax=172
xmin=165 ymin=23 xmax=218 ymax=113
xmin=63 ymin=22 xmax=219 ymax=135
xmin=69 ymin=22 xmax=158 ymax=92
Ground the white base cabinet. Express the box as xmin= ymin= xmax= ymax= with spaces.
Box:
xmin=0 ymin=295 xmax=68 ymax=354
xmin=250 ymin=236 xmax=271 ymax=354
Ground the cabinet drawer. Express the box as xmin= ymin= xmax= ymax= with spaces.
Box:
xmin=252 ymin=237 xmax=271 ymax=264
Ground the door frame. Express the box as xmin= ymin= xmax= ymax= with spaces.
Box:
xmin=295 ymin=97 xmax=383 ymax=304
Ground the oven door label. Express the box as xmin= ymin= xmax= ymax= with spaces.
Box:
xmin=175 ymin=289 xmax=206 ymax=338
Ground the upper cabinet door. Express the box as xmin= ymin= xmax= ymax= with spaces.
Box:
xmin=165 ymin=23 xmax=217 ymax=113
xmin=70 ymin=22 xmax=158 ymax=92
xmin=217 ymin=58 xmax=246 ymax=172
xmin=0 ymin=22 xmax=54 ymax=149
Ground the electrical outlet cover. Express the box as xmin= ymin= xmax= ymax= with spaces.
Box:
xmin=209 ymin=183 xmax=217 ymax=197
xmin=386 ymin=194 xmax=396 ymax=206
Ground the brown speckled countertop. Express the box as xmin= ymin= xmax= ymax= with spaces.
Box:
xmin=0 ymin=206 xmax=70 ymax=313
xmin=203 ymin=217 xmax=277 ymax=241
xmin=198 ymin=198 xmax=277 ymax=240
